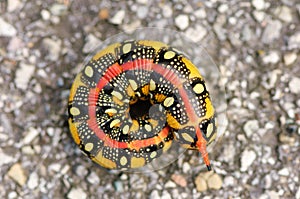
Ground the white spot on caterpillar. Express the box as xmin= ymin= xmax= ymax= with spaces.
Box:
xmin=111 ymin=91 xmax=123 ymax=100
xmin=85 ymin=143 xmax=94 ymax=151
xmin=84 ymin=66 xmax=94 ymax=77
xmin=110 ymin=119 xmax=120 ymax=128
xmin=150 ymin=79 xmax=156 ymax=91
xmin=163 ymin=97 xmax=174 ymax=107
xmin=193 ymin=83 xmax=204 ymax=94
xmin=150 ymin=151 xmax=157 ymax=159
xmin=164 ymin=51 xmax=176 ymax=59
xmin=123 ymin=43 xmax=132 ymax=54
xmin=129 ymin=79 xmax=138 ymax=91
xmin=122 ymin=125 xmax=130 ymax=134
xmin=70 ymin=107 xmax=80 ymax=116
xmin=206 ymin=123 xmax=214 ymax=138
xmin=120 ymin=156 xmax=128 ymax=166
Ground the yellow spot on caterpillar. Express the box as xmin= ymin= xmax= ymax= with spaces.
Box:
xmin=144 ymin=124 xmax=152 ymax=132
xmin=206 ymin=123 xmax=214 ymax=138
xmin=150 ymin=151 xmax=157 ymax=159
xmin=141 ymin=84 xmax=149 ymax=95
xmin=70 ymin=107 xmax=80 ymax=116
xmin=84 ymin=66 xmax=94 ymax=77
xmin=182 ymin=133 xmax=195 ymax=143
xmin=111 ymin=91 xmax=123 ymax=100
xmin=93 ymin=150 xmax=116 ymax=169
xmin=85 ymin=143 xmax=94 ymax=151
xmin=164 ymin=51 xmax=176 ymax=59
xmin=110 ymin=119 xmax=120 ymax=128
xmin=120 ymin=156 xmax=128 ymax=166
xmin=155 ymin=94 xmax=166 ymax=103
xmin=166 ymin=113 xmax=181 ymax=129
xmin=193 ymin=83 xmax=204 ymax=94
xmin=123 ymin=43 xmax=132 ymax=54
xmin=129 ymin=79 xmax=138 ymax=91
xmin=150 ymin=79 xmax=156 ymax=91
xmin=163 ymin=97 xmax=174 ymax=107
xmin=131 ymin=157 xmax=145 ymax=168
xmin=122 ymin=125 xmax=130 ymax=134
xmin=105 ymin=108 xmax=117 ymax=116
xmin=208 ymin=132 xmax=217 ymax=144
xmin=130 ymin=120 xmax=139 ymax=132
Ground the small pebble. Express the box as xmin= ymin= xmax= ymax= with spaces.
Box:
xmin=109 ymin=10 xmax=125 ymax=25
xmin=243 ymin=120 xmax=259 ymax=137
xmin=289 ymin=77 xmax=300 ymax=94
xmin=262 ymin=51 xmax=280 ymax=64
xmin=41 ymin=9 xmax=51 ymax=21
xmin=42 ymin=38 xmax=62 ymax=61
xmin=98 ymin=8 xmax=109 ymax=20
xmin=7 ymin=163 xmax=27 ymax=186
xmin=87 ymin=172 xmax=100 ymax=184
xmin=82 ymin=34 xmax=101 ymax=54
xmin=207 ymin=173 xmax=223 ymax=190
xmin=0 ymin=17 xmax=17 ymax=37
xmin=165 ymin=180 xmax=176 ymax=188
xmin=288 ymin=32 xmax=300 ymax=49
xmin=195 ymin=175 xmax=207 ymax=192
xmin=0 ymin=150 xmax=14 ymax=166
xmin=185 ymin=25 xmax=207 ymax=42
xmin=284 ymin=52 xmax=297 ymax=65
xmin=50 ymin=3 xmax=68 ymax=16
xmin=175 ymin=14 xmax=189 ymax=30
xmin=252 ymin=0 xmax=265 ymax=10
xmin=278 ymin=168 xmax=290 ymax=176
xmin=23 ymin=127 xmax=39 ymax=144
xmin=275 ymin=6 xmax=293 ymax=23
xmin=240 ymin=149 xmax=257 ymax=172
xmin=262 ymin=20 xmax=282 ymax=44
xmin=67 ymin=188 xmax=87 ymax=199
xmin=27 ymin=172 xmax=39 ymax=189
xmin=171 ymin=174 xmax=187 ymax=187
xmin=7 ymin=0 xmax=22 ymax=12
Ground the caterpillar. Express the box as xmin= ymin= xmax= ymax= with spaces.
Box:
xmin=68 ymin=40 xmax=217 ymax=170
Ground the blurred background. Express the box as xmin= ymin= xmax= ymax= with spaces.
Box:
xmin=0 ymin=0 xmax=299 ymax=198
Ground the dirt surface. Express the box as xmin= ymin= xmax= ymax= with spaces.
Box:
xmin=0 ymin=0 xmax=299 ymax=199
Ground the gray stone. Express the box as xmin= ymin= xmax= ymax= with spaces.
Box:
xmin=87 ymin=172 xmax=100 ymax=184
xmin=194 ymin=9 xmax=206 ymax=19
xmin=243 ymin=120 xmax=259 ymax=137
xmin=42 ymin=38 xmax=62 ymax=61
xmin=82 ymin=34 xmax=101 ymax=54
xmin=23 ymin=127 xmax=39 ymax=144
xmin=288 ymin=32 xmax=300 ymax=49
xmin=15 ymin=63 xmax=35 ymax=90
xmin=150 ymin=190 xmax=160 ymax=199
xmin=67 ymin=188 xmax=87 ymax=199
xmin=240 ymin=149 xmax=256 ymax=172
xmin=50 ymin=3 xmax=68 ymax=16
xmin=262 ymin=20 xmax=282 ymax=44
xmin=0 ymin=150 xmax=14 ymax=166
xmin=0 ymin=17 xmax=17 ymax=37
xmin=185 ymin=25 xmax=207 ymax=43
xmin=109 ymin=10 xmax=125 ymax=25
xmin=289 ymin=77 xmax=300 ymax=94
xmin=162 ymin=5 xmax=172 ymax=18
xmin=137 ymin=6 xmax=148 ymax=19
xmin=175 ymin=14 xmax=189 ymax=30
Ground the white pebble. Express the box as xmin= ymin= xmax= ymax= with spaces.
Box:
xmin=240 ymin=149 xmax=257 ymax=172
xmin=67 ymin=188 xmax=87 ymax=199
xmin=27 ymin=172 xmax=39 ymax=189
xmin=284 ymin=52 xmax=297 ymax=65
xmin=185 ymin=25 xmax=207 ymax=42
xmin=289 ymin=77 xmax=300 ymax=94
xmin=175 ymin=14 xmax=189 ymax=30
xmin=41 ymin=9 xmax=51 ymax=21
xmin=252 ymin=0 xmax=265 ymax=10
xmin=0 ymin=17 xmax=17 ymax=37
xmin=23 ymin=127 xmax=39 ymax=144
xmin=109 ymin=10 xmax=125 ymax=25
xmin=262 ymin=51 xmax=280 ymax=64
xmin=243 ymin=120 xmax=259 ymax=137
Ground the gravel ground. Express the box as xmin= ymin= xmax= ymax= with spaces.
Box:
xmin=0 ymin=0 xmax=300 ymax=199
